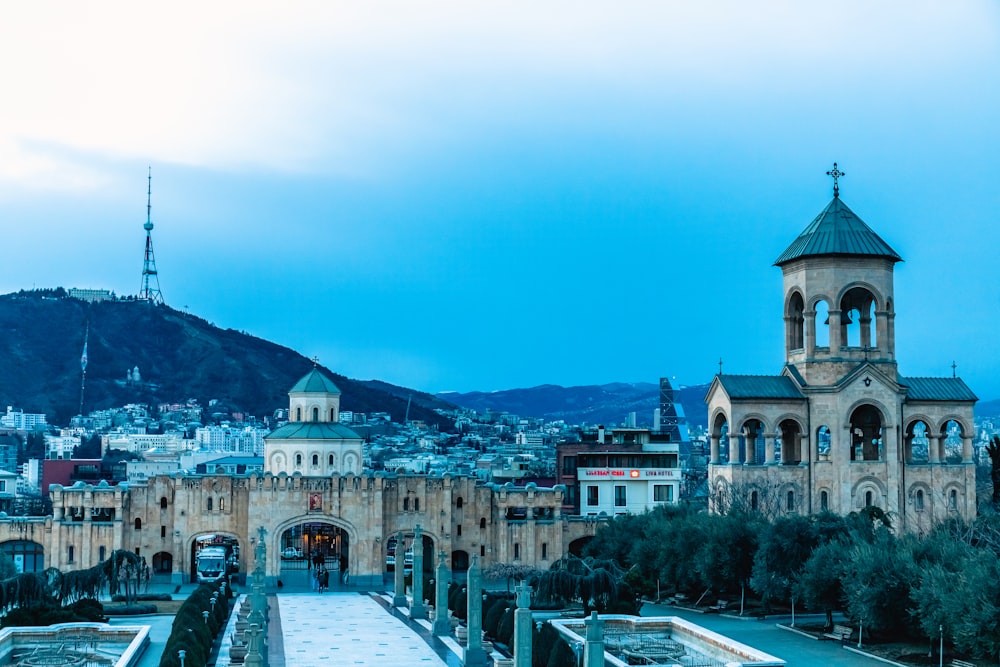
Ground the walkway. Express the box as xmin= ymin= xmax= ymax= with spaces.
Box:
xmin=275 ymin=592 xmax=460 ymax=667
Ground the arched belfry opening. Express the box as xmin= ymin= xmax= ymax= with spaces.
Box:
xmin=786 ymin=291 xmax=805 ymax=352
xmin=840 ymin=286 xmax=878 ymax=351
xmin=850 ymin=404 xmax=884 ymax=462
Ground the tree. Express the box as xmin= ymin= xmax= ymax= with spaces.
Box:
xmin=695 ymin=513 xmax=759 ymax=613
xmin=796 ymin=539 xmax=849 ymax=629
xmin=840 ymin=530 xmax=914 ymax=639
xmin=534 ymin=555 xmax=632 ymax=615
xmin=750 ymin=514 xmax=819 ymax=610
xmin=987 ymin=435 xmax=1000 ymax=505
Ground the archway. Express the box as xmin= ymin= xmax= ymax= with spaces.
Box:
xmin=190 ymin=534 xmax=241 ymax=584
xmin=452 ymin=549 xmax=469 ymax=571
xmin=152 ymin=551 xmax=173 ymax=575
xmin=849 ymin=405 xmax=883 ymax=461
xmin=279 ymin=521 xmax=350 ymax=590
xmin=0 ymin=540 xmax=44 ymax=573
xmin=568 ymin=536 xmax=592 ymax=557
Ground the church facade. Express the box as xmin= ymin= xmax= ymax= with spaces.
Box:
xmin=0 ymin=369 xmax=597 ymax=585
xmin=705 ymin=172 xmax=977 ymax=532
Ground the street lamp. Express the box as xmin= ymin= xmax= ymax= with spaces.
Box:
xmin=178 ymin=650 xmax=186 ymax=667
xmin=203 ymin=610 xmax=210 ymax=624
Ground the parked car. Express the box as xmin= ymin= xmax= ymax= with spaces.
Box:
xmin=281 ymin=547 xmax=303 ymax=559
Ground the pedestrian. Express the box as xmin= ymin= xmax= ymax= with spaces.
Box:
xmin=312 ymin=568 xmax=319 ymax=591
xmin=318 ymin=566 xmax=329 ymax=593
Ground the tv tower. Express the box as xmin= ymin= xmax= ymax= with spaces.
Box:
xmin=139 ymin=167 xmax=164 ymax=304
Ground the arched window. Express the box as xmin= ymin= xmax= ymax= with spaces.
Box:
xmin=949 ymin=489 xmax=958 ymax=510
xmin=312 ymin=454 xmax=319 ymax=466
xmin=219 ymin=498 xmax=225 ymax=512
xmin=312 ymin=407 xmax=319 ymax=421
xmin=865 ymin=491 xmax=873 ymax=507
xmin=513 ymin=543 xmax=520 ymax=560
xmin=817 ymin=426 xmax=831 ymax=458
xmin=99 ymin=546 xmax=106 ymax=561
xmin=207 ymin=497 xmax=213 ymax=511
xmin=456 ymin=497 xmax=464 ymax=509
xmin=160 ymin=497 xmax=168 ymax=509
xmin=296 ymin=407 xmax=302 ymax=421
xmin=295 ymin=454 xmax=302 ymax=466
xmin=403 ymin=498 xmax=410 ymax=511
xmin=134 ymin=518 xmax=142 ymax=530
xmin=542 ymin=543 xmax=547 ymax=559
xmin=820 ymin=490 xmax=828 ymax=511
xmin=814 ymin=300 xmax=830 ymax=347
xmin=330 ymin=408 xmax=336 ymax=421
xmin=787 ymin=292 xmax=804 ymax=351
xmin=414 ymin=498 xmax=420 ymax=512
xmin=480 ymin=517 xmax=486 ymax=530
xmin=68 ymin=545 xmax=75 ymax=563
xmin=786 ymin=490 xmax=794 ymax=511
xmin=750 ymin=491 xmax=758 ymax=511
xmin=329 ymin=454 xmax=334 ymax=465
xmin=915 ymin=489 xmax=924 ymax=511
xmin=457 ymin=524 xmax=462 ymax=536
xmin=850 ymin=405 xmax=884 ymax=462
xmin=481 ymin=545 xmax=485 ymax=557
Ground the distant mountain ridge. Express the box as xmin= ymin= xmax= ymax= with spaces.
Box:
xmin=439 ymin=382 xmax=711 ymax=429
xmin=0 ymin=290 xmax=452 ymax=428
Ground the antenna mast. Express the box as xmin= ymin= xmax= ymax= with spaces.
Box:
xmin=79 ymin=322 xmax=89 ymax=417
xmin=140 ymin=167 xmax=164 ymax=304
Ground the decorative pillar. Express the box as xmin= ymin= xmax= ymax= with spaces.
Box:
xmin=804 ymin=309 xmax=816 ymax=355
xmin=709 ymin=436 xmax=720 ymax=465
xmin=764 ymin=434 xmax=776 ymax=465
xmin=928 ymin=436 xmax=941 ymax=464
xmin=514 ymin=581 xmax=533 ymax=667
xmin=743 ymin=430 xmax=755 ymax=465
xmin=411 ymin=525 xmax=427 ymax=619
xmin=583 ymin=612 xmax=604 ymax=667
xmin=244 ymin=625 xmax=263 ymax=667
xmin=798 ymin=434 xmax=808 ymax=464
xmin=393 ymin=534 xmax=407 ymax=607
xmin=434 ymin=551 xmax=451 ymax=635
xmin=828 ymin=311 xmax=843 ymax=351
xmin=962 ymin=436 xmax=973 ymax=464
xmin=463 ymin=555 xmax=487 ymax=667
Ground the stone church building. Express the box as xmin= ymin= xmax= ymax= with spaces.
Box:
xmin=0 ymin=369 xmax=597 ymax=586
xmin=705 ymin=172 xmax=977 ymax=532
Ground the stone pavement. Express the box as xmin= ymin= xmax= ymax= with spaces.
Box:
xmin=274 ymin=592 xmax=462 ymax=667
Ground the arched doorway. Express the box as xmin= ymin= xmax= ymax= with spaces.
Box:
xmin=152 ymin=551 xmax=173 ymax=575
xmin=452 ymin=549 xmax=469 ymax=571
xmin=190 ymin=534 xmax=241 ymax=584
xmin=0 ymin=540 xmax=44 ymax=573
xmin=279 ymin=521 xmax=350 ymax=590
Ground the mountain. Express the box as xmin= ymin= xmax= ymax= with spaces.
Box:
xmin=0 ymin=290 xmax=452 ymax=428
xmin=439 ymin=382 xmax=711 ymax=429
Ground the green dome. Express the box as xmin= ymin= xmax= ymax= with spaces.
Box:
xmin=267 ymin=422 xmax=361 ymax=440
xmin=289 ymin=368 xmax=341 ymax=394
xmin=775 ymin=197 xmax=902 ymax=266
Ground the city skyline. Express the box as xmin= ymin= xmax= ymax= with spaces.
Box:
xmin=2 ymin=3 xmax=999 ymax=399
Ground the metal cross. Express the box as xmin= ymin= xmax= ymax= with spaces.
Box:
xmin=718 ymin=358 xmax=723 ymax=375
xmin=827 ymin=162 xmax=845 ymax=198
xmin=952 ymin=361 xmax=957 ymax=378
xmin=311 ymin=355 xmax=320 ymax=367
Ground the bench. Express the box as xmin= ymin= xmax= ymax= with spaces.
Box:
xmin=823 ymin=624 xmax=853 ymax=641
xmin=950 ymin=660 xmax=976 ymax=667
xmin=709 ymin=599 xmax=730 ymax=612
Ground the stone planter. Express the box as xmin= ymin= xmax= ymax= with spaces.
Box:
xmin=229 ymin=643 xmax=248 ymax=663
xmin=455 ymin=626 xmax=468 ymax=645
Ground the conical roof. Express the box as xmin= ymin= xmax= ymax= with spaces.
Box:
xmin=774 ymin=197 xmax=902 ymax=266
xmin=289 ymin=368 xmax=341 ymax=394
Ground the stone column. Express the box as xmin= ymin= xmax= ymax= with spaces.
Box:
xmin=743 ymin=431 xmax=755 ymax=465
xmin=798 ymin=434 xmax=808 ymax=464
xmin=709 ymin=436 xmax=720 ymax=464
xmin=513 ymin=581 xmax=533 ymax=667
xmin=393 ymin=534 xmax=408 ymax=607
xmin=411 ymin=525 xmax=427 ymax=619
xmin=804 ymin=309 xmax=816 ymax=355
xmin=463 ymin=555 xmax=487 ymax=667
xmin=962 ymin=436 xmax=974 ymax=463
xmin=583 ymin=612 xmax=604 ymax=667
xmin=928 ymin=436 xmax=941 ymax=464
xmin=434 ymin=551 xmax=451 ymax=635
xmin=764 ymin=434 xmax=776 ymax=465
xmin=828 ymin=310 xmax=843 ymax=351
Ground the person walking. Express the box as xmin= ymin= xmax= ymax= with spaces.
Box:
xmin=318 ymin=566 xmax=329 ymax=593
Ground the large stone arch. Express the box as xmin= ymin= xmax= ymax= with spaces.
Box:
xmin=836 ymin=281 xmax=887 ymax=312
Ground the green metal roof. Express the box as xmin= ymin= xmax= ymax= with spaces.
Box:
xmin=717 ymin=375 xmax=805 ymax=400
xmin=775 ymin=197 xmax=902 ymax=266
xmin=266 ymin=422 xmax=361 ymax=440
xmin=289 ymin=369 xmax=341 ymax=394
xmin=902 ymin=377 xmax=978 ymax=402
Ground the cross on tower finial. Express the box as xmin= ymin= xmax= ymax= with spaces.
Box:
xmin=826 ymin=162 xmax=845 ymax=198
xmin=952 ymin=361 xmax=957 ymax=378
xmin=311 ymin=355 xmax=319 ymax=367
xmin=718 ymin=358 xmax=723 ymax=375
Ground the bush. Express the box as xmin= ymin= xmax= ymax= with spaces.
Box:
xmin=104 ymin=604 xmax=158 ymax=615
xmin=1 ymin=598 xmax=106 ymax=628
xmin=112 ymin=593 xmax=172 ymax=602
xmin=158 ymin=581 xmax=231 ymax=667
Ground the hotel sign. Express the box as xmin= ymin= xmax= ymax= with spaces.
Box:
xmin=578 ymin=468 xmax=680 ymax=480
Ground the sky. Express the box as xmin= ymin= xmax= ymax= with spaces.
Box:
xmin=2 ymin=2 xmax=999 ymax=399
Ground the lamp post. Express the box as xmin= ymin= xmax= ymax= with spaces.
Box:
xmin=178 ymin=650 xmax=186 ymax=667
xmin=203 ymin=610 xmax=210 ymax=624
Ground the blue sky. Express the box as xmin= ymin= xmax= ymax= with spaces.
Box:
xmin=2 ymin=2 xmax=999 ymax=399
